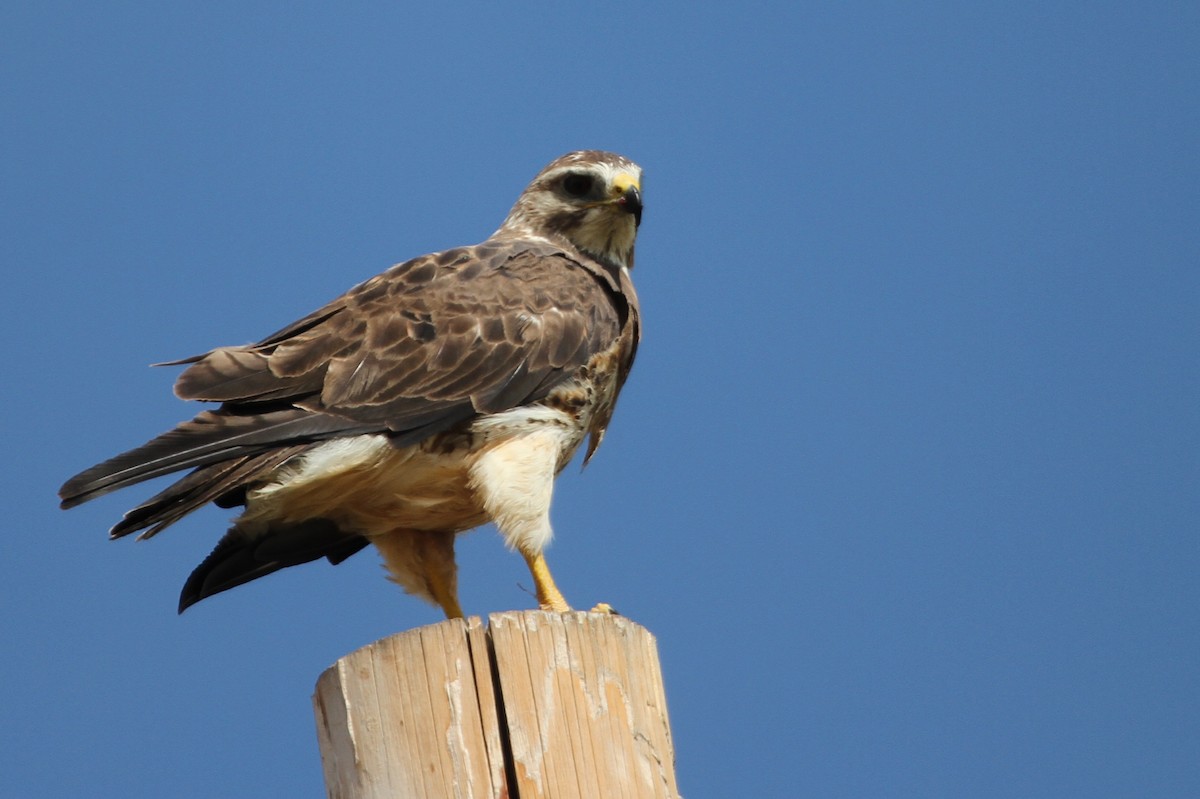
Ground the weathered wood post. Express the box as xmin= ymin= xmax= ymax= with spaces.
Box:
xmin=313 ymin=611 xmax=680 ymax=798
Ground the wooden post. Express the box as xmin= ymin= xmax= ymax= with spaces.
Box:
xmin=313 ymin=611 xmax=680 ymax=799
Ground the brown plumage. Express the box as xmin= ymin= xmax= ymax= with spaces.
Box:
xmin=59 ymin=150 xmax=644 ymax=617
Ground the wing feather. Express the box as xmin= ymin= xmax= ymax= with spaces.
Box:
xmin=173 ymin=243 xmax=622 ymax=423
xmin=59 ymin=410 xmax=380 ymax=508
xmin=109 ymin=446 xmax=307 ymax=540
xmin=59 ymin=239 xmax=625 ymax=510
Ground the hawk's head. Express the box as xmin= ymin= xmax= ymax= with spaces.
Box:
xmin=499 ymin=150 xmax=643 ymax=271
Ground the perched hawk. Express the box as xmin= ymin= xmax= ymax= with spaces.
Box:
xmin=59 ymin=150 xmax=643 ymax=619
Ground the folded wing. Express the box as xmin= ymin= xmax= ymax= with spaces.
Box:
xmin=59 ymin=242 xmax=626 ymax=521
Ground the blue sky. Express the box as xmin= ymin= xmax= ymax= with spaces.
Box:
xmin=4 ymin=3 xmax=1197 ymax=797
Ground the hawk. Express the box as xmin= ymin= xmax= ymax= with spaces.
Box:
xmin=59 ymin=150 xmax=643 ymax=619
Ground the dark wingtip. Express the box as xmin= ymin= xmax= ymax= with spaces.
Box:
xmin=177 ymin=521 xmax=369 ymax=614
xmin=57 ymin=453 xmax=162 ymax=512
xmin=177 ymin=533 xmax=246 ymax=614
xmin=59 ymin=472 xmax=92 ymax=509
xmin=177 ymin=586 xmax=200 ymax=614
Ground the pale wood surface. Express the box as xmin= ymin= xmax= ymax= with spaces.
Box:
xmin=313 ymin=611 xmax=679 ymax=799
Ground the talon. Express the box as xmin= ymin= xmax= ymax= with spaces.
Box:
xmin=590 ymin=602 xmax=619 ymax=615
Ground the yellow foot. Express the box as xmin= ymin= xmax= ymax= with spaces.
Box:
xmin=589 ymin=602 xmax=620 ymax=615
xmin=524 ymin=550 xmax=572 ymax=612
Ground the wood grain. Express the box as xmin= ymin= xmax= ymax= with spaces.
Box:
xmin=314 ymin=611 xmax=679 ymax=798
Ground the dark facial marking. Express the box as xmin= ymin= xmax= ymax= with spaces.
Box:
xmin=561 ymin=172 xmax=595 ymax=198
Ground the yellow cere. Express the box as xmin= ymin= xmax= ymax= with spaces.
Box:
xmin=610 ymin=173 xmax=640 ymax=196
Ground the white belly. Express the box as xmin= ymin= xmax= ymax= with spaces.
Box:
xmin=239 ymin=404 xmax=586 ymax=541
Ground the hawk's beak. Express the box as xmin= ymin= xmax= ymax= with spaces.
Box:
xmin=620 ymin=185 xmax=643 ymax=227
xmin=611 ymin=175 xmax=643 ymax=227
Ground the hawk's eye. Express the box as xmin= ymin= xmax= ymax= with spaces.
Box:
xmin=561 ymin=173 xmax=594 ymax=198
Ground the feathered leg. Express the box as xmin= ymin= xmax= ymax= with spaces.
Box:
xmin=374 ymin=529 xmax=463 ymax=619
xmin=469 ymin=429 xmax=577 ymax=612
